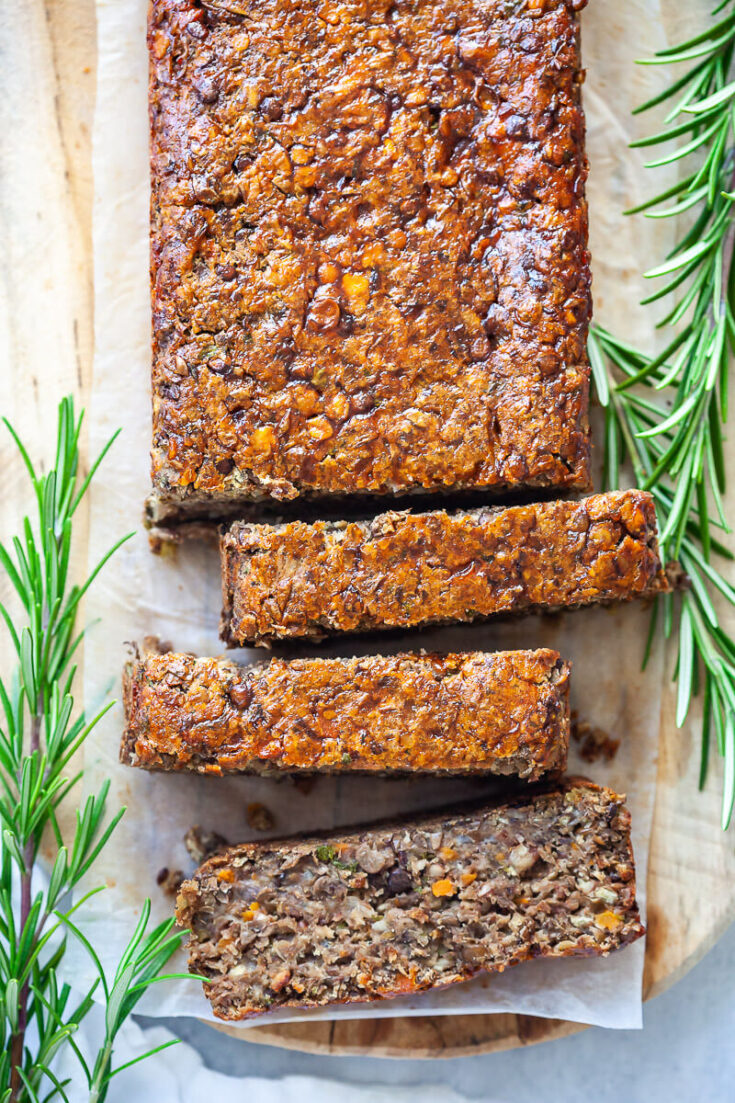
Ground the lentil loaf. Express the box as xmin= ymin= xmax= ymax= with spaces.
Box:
xmin=220 ymin=489 xmax=668 ymax=646
xmin=176 ymin=781 xmax=644 ymax=1020
xmin=148 ymin=0 xmax=591 ymax=523
xmin=121 ymin=647 xmax=570 ymax=779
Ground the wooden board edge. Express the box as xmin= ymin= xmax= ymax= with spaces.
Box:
xmin=644 ymin=905 xmax=735 ymax=1004
xmin=203 ymin=1012 xmax=583 ymax=1059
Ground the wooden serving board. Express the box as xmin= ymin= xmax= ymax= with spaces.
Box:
xmin=2 ymin=0 xmax=735 ymax=1059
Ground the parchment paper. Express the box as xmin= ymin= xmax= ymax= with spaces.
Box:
xmin=81 ymin=0 xmax=706 ymax=1030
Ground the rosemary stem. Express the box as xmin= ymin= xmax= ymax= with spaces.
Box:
xmin=9 ymin=706 xmax=42 ymax=1100
xmin=717 ymin=194 xmax=735 ymax=319
xmin=89 ymin=1041 xmax=114 ymax=1103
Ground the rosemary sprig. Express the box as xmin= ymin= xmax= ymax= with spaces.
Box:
xmin=589 ymin=0 xmax=735 ymax=828
xmin=0 ymin=398 xmax=188 ymax=1102
xmin=590 ymin=328 xmax=735 ymax=828
xmin=619 ymin=0 xmax=735 ymax=559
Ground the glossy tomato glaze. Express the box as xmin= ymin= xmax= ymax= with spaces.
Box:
xmin=121 ymin=647 xmax=570 ymax=778
xmin=149 ymin=0 xmax=591 ymax=516
xmin=220 ymin=490 xmax=668 ymax=645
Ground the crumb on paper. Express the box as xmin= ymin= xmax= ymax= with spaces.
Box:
xmin=291 ymin=775 xmax=318 ymax=796
xmin=149 ymin=530 xmax=180 ymax=557
xmin=665 ymin=560 xmax=690 ymax=591
xmin=156 ymin=867 xmax=184 ymax=895
xmin=184 ymin=826 xmax=229 ymax=864
xmin=142 ymin=635 xmax=173 ymax=655
xmin=247 ymin=802 xmax=275 ymax=832
xmin=572 ymin=717 xmax=621 ymax=763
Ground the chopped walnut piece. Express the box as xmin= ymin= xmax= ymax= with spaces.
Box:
xmin=246 ymin=803 xmax=275 ymax=832
xmin=184 ymin=826 xmax=229 ymax=864
xmin=571 ymin=719 xmax=620 ymax=764
xmin=156 ymin=867 xmax=184 ymax=895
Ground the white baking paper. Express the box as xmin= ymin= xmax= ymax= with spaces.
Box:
xmin=81 ymin=0 xmax=705 ymax=1032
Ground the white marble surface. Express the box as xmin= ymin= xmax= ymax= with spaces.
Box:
xmin=137 ymin=920 xmax=735 ymax=1102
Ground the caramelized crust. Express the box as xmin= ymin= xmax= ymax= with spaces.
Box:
xmin=121 ymin=647 xmax=570 ymax=779
xmin=176 ymin=781 xmax=644 ymax=1020
xmin=221 ymin=489 xmax=668 ymax=646
xmin=149 ymin=0 xmax=591 ymax=519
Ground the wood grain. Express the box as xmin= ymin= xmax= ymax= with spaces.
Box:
xmin=2 ymin=0 xmax=734 ymax=1059
xmin=0 ymin=0 xmax=95 ymax=592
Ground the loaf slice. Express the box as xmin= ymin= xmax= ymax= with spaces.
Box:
xmin=121 ymin=648 xmax=570 ymax=780
xmin=148 ymin=0 xmax=591 ymax=525
xmin=176 ymin=781 xmax=644 ymax=1020
xmin=220 ymin=489 xmax=668 ymax=646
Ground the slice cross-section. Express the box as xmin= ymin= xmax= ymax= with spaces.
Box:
xmin=176 ymin=782 xmax=645 ymax=1020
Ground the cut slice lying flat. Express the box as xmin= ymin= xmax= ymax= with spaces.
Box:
xmin=121 ymin=647 xmax=570 ymax=780
xmin=176 ymin=781 xmax=644 ymax=1021
xmin=220 ymin=489 xmax=668 ymax=646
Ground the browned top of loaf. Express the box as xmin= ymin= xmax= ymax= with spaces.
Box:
xmin=176 ymin=780 xmax=644 ymax=1020
xmin=149 ymin=0 xmax=591 ymax=512
xmin=121 ymin=647 xmax=570 ymax=779
xmin=220 ymin=489 xmax=668 ymax=645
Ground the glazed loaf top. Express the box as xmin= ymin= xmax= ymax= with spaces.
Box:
xmin=121 ymin=647 xmax=570 ymax=779
xmin=176 ymin=781 xmax=644 ymax=1020
xmin=149 ymin=0 xmax=591 ymax=517
xmin=220 ymin=489 xmax=668 ymax=645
